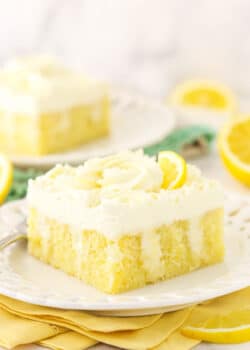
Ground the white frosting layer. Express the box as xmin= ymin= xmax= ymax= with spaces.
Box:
xmin=0 ymin=56 xmax=107 ymax=114
xmin=27 ymin=150 xmax=224 ymax=241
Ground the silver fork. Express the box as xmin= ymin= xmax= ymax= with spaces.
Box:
xmin=0 ymin=219 xmax=27 ymax=250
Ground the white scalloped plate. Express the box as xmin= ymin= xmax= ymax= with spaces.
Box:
xmin=11 ymin=89 xmax=175 ymax=168
xmin=0 ymin=193 xmax=249 ymax=316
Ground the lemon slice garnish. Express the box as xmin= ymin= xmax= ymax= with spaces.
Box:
xmin=158 ymin=151 xmax=187 ymax=189
xmin=169 ymin=79 xmax=236 ymax=112
xmin=218 ymin=116 xmax=250 ymax=186
xmin=0 ymin=154 xmax=13 ymax=203
xmin=182 ymin=288 xmax=250 ymax=344
xmin=182 ymin=324 xmax=250 ymax=344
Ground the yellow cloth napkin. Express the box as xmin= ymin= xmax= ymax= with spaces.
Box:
xmin=40 ymin=331 xmax=98 ymax=350
xmin=153 ymin=330 xmax=200 ymax=350
xmin=0 ymin=294 xmax=192 ymax=350
xmin=78 ymin=308 xmax=192 ymax=349
xmin=0 ymin=294 xmax=161 ymax=333
xmin=0 ymin=308 xmax=64 ymax=349
xmin=2 ymin=288 xmax=250 ymax=350
xmin=40 ymin=329 xmax=199 ymax=350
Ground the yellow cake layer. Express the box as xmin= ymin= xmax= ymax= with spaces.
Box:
xmin=0 ymin=96 xmax=109 ymax=156
xmin=28 ymin=208 xmax=224 ymax=294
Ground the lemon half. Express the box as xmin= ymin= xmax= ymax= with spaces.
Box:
xmin=218 ymin=116 xmax=250 ymax=186
xmin=170 ymin=79 xmax=236 ymax=112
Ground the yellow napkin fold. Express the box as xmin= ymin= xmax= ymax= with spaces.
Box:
xmin=40 ymin=330 xmax=199 ymax=350
xmin=0 ymin=293 xmax=192 ymax=350
xmin=0 ymin=308 xmax=64 ymax=349
xmin=38 ymin=311 xmax=195 ymax=350
xmin=153 ymin=330 xmax=200 ymax=350
xmin=78 ymin=308 xmax=192 ymax=349
xmin=40 ymin=331 xmax=98 ymax=350
xmin=0 ymin=294 xmax=161 ymax=333
xmin=3 ymin=287 xmax=250 ymax=350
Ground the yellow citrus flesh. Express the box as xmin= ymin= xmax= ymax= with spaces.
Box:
xmin=182 ymin=287 xmax=250 ymax=344
xmin=158 ymin=151 xmax=187 ymax=189
xmin=182 ymin=88 xmax=227 ymax=109
xmin=182 ymin=325 xmax=250 ymax=344
xmin=218 ymin=116 xmax=250 ymax=186
xmin=0 ymin=154 xmax=13 ymax=203
xmin=170 ymin=80 xmax=236 ymax=111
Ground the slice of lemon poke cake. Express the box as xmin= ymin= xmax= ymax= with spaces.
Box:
xmin=0 ymin=56 xmax=109 ymax=155
xmin=27 ymin=150 xmax=224 ymax=294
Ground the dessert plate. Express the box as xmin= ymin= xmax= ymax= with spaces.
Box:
xmin=11 ymin=89 xmax=175 ymax=168
xmin=0 ymin=192 xmax=249 ymax=316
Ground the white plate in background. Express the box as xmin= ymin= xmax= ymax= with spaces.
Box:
xmin=11 ymin=89 xmax=175 ymax=168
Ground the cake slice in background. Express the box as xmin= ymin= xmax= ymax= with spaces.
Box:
xmin=27 ymin=150 xmax=224 ymax=294
xmin=0 ymin=56 xmax=110 ymax=156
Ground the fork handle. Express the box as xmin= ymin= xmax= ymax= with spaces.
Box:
xmin=0 ymin=233 xmax=27 ymax=250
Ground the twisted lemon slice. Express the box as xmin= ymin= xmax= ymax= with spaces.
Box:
xmin=158 ymin=151 xmax=187 ymax=189
xmin=218 ymin=116 xmax=250 ymax=186
xmin=182 ymin=288 xmax=250 ymax=344
xmin=183 ymin=324 xmax=250 ymax=344
xmin=0 ymin=154 xmax=13 ymax=203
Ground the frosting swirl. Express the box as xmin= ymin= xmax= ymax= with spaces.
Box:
xmin=45 ymin=151 xmax=163 ymax=200
xmin=81 ymin=150 xmax=162 ymax=192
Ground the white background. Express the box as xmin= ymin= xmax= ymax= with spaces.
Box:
xmin=1 ymin=0 xmax=250 ymax=98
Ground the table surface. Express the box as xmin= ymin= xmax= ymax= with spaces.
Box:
xmin=1 ymin=149 xmax=249 ymax=350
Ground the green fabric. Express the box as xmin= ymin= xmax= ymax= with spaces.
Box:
xmin=6 ymin=168 xmax=43 ymax=202
xmin=144 ymin=124 xmax=216 ymax=156
xmin=6 ymin=125 xmax=216 ymax=202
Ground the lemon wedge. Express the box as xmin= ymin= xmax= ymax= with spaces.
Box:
xmin=170 ymin=79 xmax=236 ymax=112
xmin=0 ymin=154 xmax=13 ymax=203
xmin=182 ymin=324 xmax=250 ymax=344
xmin=158 ymin=151 xmax=187 ymax=189
xmin=182 ymin=287 xmax=250 ymax=344
xmin=218 ymin=116 xmax=250 ymax=186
